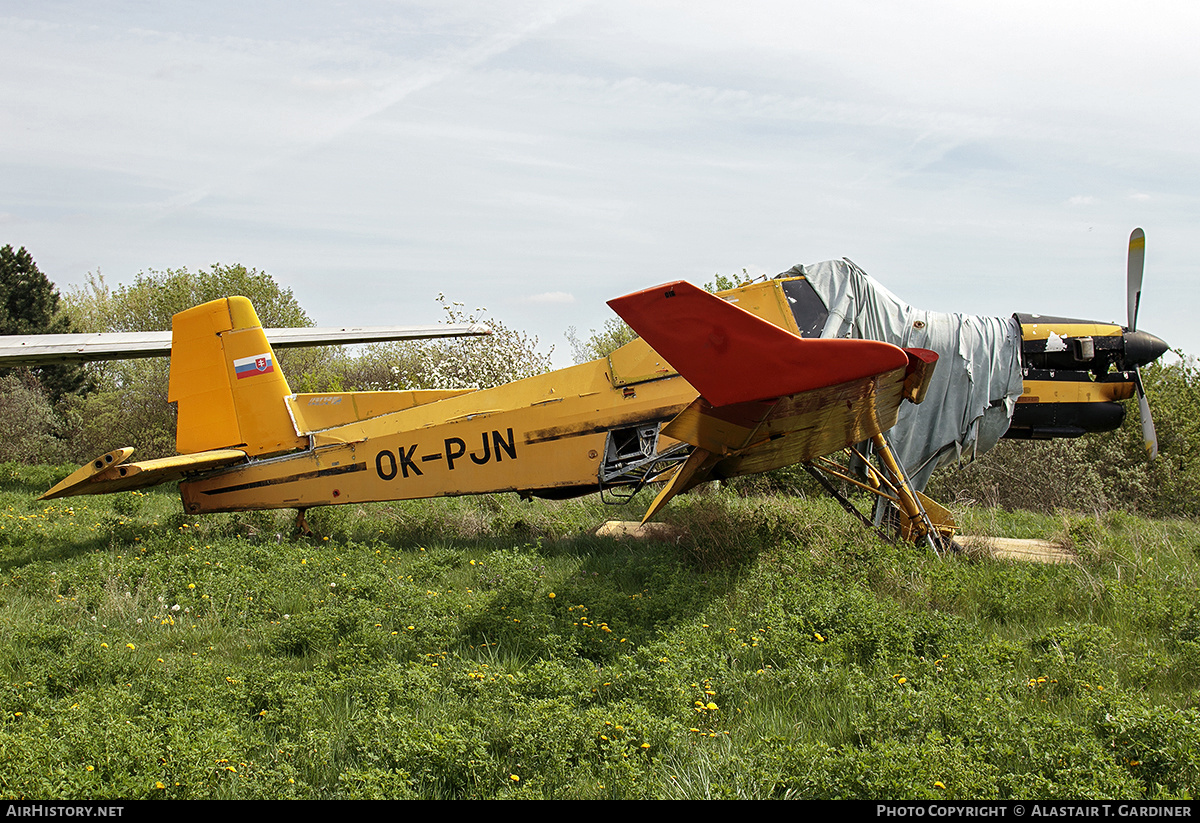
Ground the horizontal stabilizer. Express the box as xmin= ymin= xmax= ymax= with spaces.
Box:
xmin=607 ymin=281 xmax=909 ymax=407
xmin=41 ymin=449 xmax=246 ymax=500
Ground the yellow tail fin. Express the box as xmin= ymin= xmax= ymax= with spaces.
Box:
xmin=168 ymin=297 xmax=306 ymax=457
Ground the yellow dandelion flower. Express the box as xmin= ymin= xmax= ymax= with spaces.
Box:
xmin=510 ymin=774 xmax=520 ymax=782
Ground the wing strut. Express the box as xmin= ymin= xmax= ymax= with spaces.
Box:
xmin=870 ymin=432 xmax=948 ymax=556
xmin=798 ymin=433 xmax=958 ymax=554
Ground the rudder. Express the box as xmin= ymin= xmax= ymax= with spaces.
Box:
xmin=168 ymin=297 xmax=306 ymax=456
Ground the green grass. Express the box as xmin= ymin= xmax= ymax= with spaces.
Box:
xmin=2 ymin=463 xmax=1199 ymax=799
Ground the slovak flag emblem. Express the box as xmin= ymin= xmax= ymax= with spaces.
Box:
xmin=234 ymin=353 xmax=275 ymax=379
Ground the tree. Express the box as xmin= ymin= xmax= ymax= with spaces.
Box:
xmin=330 ymin=295 xmax=553 ymax=392
xmin=64 ymin=264 xmax=312 ymax=333
xmin=566 ymin=317 xmax=638 ymax=365
xmin=926 ymin=353 xmax=1200 ymax=517
xmin=0 ymin=372 xmax=69 ymax=464
xmin=704 ymin=268 xmax=755 ymax=294
xmin=0 ymin=245 xmax=90 ymax=402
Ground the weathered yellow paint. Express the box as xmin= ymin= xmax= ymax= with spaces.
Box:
xmin=287 ymin=389 xmax=476 ymax=434
xmin=220 ymin=322 xmax=307 ymax=457
xmin=169 ymin=297 xmax=306 ymax=457
xmin=42 ymin=449 xmax=246 ymax=499
xmin=1019 ymin=321 xmax=1124 ymax=340
xmin=39 ymin=447 xmax=135 ymax=500
xmin=714 ymin=279 xmax=802 ymax=335
xmin=180 ymin=356 xmax=697 ymax=513
xmin=1018 ymin=379 xmax=1135 ymax=404
xmin=168 ymin=298 xmax=243 ymax=454
xmin=704 ymin=371 xmax=907 ymax=478
xmin=607 ymin=337 xmax=678 ymax=387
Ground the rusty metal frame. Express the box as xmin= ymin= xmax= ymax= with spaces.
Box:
xmin=803 ymin=433 xmax=954 ymax=556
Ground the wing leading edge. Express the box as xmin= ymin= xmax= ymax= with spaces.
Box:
xmin=607 ymin=281 xmax=936 ymax=520
xmin=0 ymin=323 xmax=490 ymax=368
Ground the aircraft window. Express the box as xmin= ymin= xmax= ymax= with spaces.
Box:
xmin=780 ymin=278 xmax=829 ymax=338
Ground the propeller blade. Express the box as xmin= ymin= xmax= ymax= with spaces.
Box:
xmin=1127 ymin=227 xmax=1145 ymax=330
xmin=1126 ymin=229 xmax=1157 ymax=459
xmin=1135 ymin=366 xmax=1159 ymax=460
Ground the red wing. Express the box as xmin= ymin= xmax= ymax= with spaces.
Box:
xmin=607 ymin=280 xmax=910 ymax=407
xmin=608 ymin=280 xmax=925 ymax=521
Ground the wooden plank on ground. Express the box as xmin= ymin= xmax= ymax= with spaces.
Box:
xmin=595 ymin=521 xmax=686 ymax=542
xmin=960 ymin=535 xmax=1073 ymax=564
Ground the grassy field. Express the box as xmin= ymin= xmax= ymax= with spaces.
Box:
xmin=2 ymin=462 xmax=1199 ymax=799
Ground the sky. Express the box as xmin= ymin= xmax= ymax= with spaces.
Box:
xmin=3 ymin=0 xmax=1198 ymax=364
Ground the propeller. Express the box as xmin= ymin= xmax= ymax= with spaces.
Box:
xmin=1126 ymin=227 xmax=1158 ymax=460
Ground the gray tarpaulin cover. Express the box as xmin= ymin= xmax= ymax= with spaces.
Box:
xmin=782 ymin=259 xmax=1025 ymax=490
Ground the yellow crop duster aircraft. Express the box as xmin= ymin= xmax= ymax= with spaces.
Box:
xmin=3 ymin=230 xmax=1167 ymax=554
